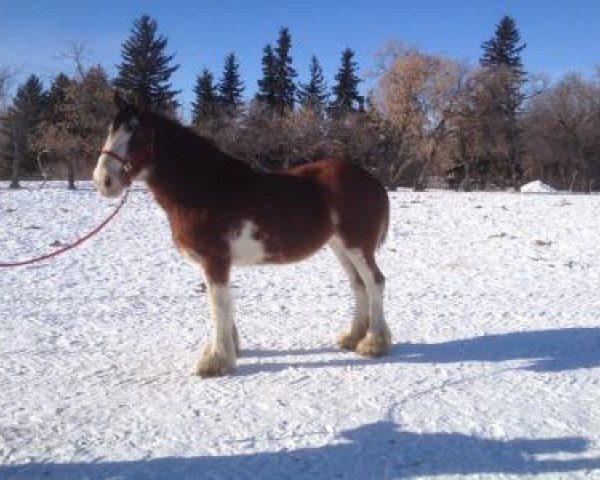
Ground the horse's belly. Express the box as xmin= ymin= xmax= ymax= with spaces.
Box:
xmin=229 ymin=215 xmax=332 ymax=266
xmin=262 ymin=223 xmax=332 ymax=265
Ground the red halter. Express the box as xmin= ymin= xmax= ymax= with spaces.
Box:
xmin=100 ymin=125 xmax=155 ymax=185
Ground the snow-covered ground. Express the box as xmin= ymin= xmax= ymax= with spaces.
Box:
xmin=1 ymin=182 xmax=600 ymax=479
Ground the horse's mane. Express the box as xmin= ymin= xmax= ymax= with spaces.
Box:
xmin=145 ymin=111 xmax=257 ymax=205
xmin=150 ymin=112 xmax=224 ymax=157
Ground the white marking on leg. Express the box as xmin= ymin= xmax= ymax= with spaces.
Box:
xmin=179 ymin=249 xmax=237 ymax=375
xmin=354 ymin=286 xmax=369 ymax=327
xmin=196 ymin=281 xmax=237 ymax=376
xmin=329 ymin=238 xmax=368 ymax=331
xmin=229 ymin=220 xmax=266 ymax=266
xmin=207 ymin=283 xmax=235 ymax=357
xmin=343 ymin=246 xmax=391 ymax=356
xmin=341 ymin=246 xmax=386 ymax=335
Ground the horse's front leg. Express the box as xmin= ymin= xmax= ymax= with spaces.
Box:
xmin=196 ymin=257 xmax=237 ymax=377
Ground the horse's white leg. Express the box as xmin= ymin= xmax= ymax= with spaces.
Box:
xmin=195 ymin=259 xmax=237 ymax=377
xmin=329 ymin=241 xmax=369 ymax=350
xmin=180 ymin=252 xmax=237 ymax=376
xmin=343 ymin=248 xmax=391 ymax=357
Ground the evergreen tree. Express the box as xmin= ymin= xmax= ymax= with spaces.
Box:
xmin=218 ymin=52 xmax=244 ymax=113
xmin=46 ymin=73 xmax=72 ymax=124
xmin=114 ymin=15 xmax=180 ymax=110
xmin=480 ymin=15 xmax=527 ymax=183
xmin=12 ymin=75 xmax=47 ymax=125
xmin=480 ymin=16 xmax=526 ymax=75
xmin=330 ymin=48 xmax=363 ymax=117
xmin=256 ymin=44 xmax=277 ymax=108
xmin=297 ymin=55 xmax=329 ymax=115
xmin=480 ymin=15 xmax=526 ymax=111
xmin=6 ymin=75 xmax=47 ymax=186
xmin=192 ymin=68 xmax=219 ymax=126
xmin=273 ymin=27 xmax=297 ymax=114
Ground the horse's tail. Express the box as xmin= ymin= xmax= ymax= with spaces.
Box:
xmin=377 ymin=192 xmax=390 ymax=249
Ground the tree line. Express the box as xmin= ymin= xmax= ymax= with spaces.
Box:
xmin=1 ymin=15 xmax=599 ymax=191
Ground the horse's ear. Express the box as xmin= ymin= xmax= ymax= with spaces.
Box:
xmin=114 ymin=91 xmax=128 ymax=111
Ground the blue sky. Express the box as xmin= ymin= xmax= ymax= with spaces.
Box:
xmin=1 ymin=0 xmax=598 ymax=118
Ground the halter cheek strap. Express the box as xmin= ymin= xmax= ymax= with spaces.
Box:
xmin=99 ymin=149 xmax=134 ymax=186
xmin=100 ymin=126 xmax=154 ymax=185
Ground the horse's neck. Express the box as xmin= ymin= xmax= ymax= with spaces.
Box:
xmin=146 ymin=118 xmax=253 ymax=210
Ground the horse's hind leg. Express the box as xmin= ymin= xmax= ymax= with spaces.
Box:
xmin=345 ymin=250 xmax=392 ymax=357
xmin=330 ymin=241 xmax=369 ymax=350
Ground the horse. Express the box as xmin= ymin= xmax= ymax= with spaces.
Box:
xmin=93 ymin=93 xmax=391 ymax=377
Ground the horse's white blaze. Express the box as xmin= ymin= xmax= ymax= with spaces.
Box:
xmin=93 ymin=125 xmax=132 ymax=197
xmin=97 ymin=125 xmax=131 ymax=172
xmin=229 ymin=220 xmax=266 ymax=266
xmin=102 ymin=125 xmax=131 ymax=156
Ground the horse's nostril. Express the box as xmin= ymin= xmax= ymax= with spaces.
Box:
xmin=104 ymin=176 xmax=112 ymax=189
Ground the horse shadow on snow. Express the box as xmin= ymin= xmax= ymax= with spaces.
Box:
xmin=238 ymin=326 xmax=600 ymax=375
xmin=1 ymin=421 xmax=598 ymax=479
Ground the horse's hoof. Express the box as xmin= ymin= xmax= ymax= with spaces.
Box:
xmin=195 ymin=346 xmax=235 ymax=378
xmin=337 ymin=331 xmax=364 ymax=351
xmin=356 ymin=331 xmax=391 ymax=357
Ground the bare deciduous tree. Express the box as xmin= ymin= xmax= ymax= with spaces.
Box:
xmin=33 ymin=66 xmax=113 ymax=188
xmin=369 ymin=46 xmax=467 ymax=188
xmin=523 ymin=72 xmax=600 ymax=191
xmin=0 ymin=66 xmax=18 ymax=180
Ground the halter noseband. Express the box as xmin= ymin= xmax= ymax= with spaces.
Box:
xmin=100 ymin=124 xmax=154 ymax=185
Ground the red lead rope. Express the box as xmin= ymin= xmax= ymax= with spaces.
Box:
xmin=0 ymin=188 xmax=130 ymax=268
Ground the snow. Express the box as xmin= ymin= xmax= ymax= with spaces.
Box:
xmin=520 ymin=180 xmax=558 ymax=194
xmin=1 ymin=182 xmax=600 ymax=479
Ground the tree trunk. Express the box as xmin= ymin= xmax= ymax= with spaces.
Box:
xmin=569 ymin=169 xmax=578 ymax=192
xmin=37 ymin=150 xmax=49 ymax=189
xmin=9 ymin=123 xmax=21 ymax=189
xmin=67 ymin=159 xmax=76 ymax=190
xmin=463 ymin=160 xmax=472 ymax=192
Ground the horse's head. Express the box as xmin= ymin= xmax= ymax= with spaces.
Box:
xmin=93 ymin=92 xmax=154 ymax=197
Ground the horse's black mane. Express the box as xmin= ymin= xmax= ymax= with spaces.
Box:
xmin=148 ymin=110 xmax=253 ymax=175
xmin=151 ymin=111 xmax=220 ymax=151
xmin=139 ymin=109 xmax=260 ymax=208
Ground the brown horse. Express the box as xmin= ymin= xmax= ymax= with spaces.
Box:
xmin=93 ymin=94 xmax=391 ymax=377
